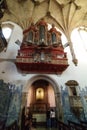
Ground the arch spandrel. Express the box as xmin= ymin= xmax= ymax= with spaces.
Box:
xmin=23 ymin=75 xmax=60 ymax=94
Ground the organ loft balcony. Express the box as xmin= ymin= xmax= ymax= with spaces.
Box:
xmin=15 ymin=19 xmax=69 ymax=74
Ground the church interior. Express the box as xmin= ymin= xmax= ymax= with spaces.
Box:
xmin=0 ymin=0 xmax=87 ymax=130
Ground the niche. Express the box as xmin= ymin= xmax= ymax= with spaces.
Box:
xmin=36 ymin=88 xmax=44 ymax=100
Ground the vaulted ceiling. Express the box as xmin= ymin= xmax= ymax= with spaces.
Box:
xmin=1 ymin=0 xmax=87 ymax=65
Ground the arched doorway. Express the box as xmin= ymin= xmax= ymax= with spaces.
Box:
xmin=21 ymin=75 xmax=63 ymax=126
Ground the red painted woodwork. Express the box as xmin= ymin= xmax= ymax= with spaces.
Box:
xmin=15 ymin=19 xmax=69 ymax=74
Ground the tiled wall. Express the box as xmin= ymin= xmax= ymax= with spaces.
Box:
xmin=0 ymin=80 xmax=23 ymax=126
xmin=61 ymin=85 xmax=87 ymax=123
xmin=0 ymin=79 xmax=87 ymax=126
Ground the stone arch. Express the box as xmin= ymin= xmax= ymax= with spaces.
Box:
xmin=1 ymin=21 xmax=23 ymax=52
xmin=25 ymin=75 xmax=59 ymax=92
xmin=22 ymin=74 xmax=63 ymax=120
xmin=1 ymin=21 xmax=23 ymax=35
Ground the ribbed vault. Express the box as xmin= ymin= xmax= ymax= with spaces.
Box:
xmin=1 ymin=0 xmax=87 ymax=65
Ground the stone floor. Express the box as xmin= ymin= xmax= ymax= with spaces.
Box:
xmin=31 ymin=127 xmax=58 ymax=130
